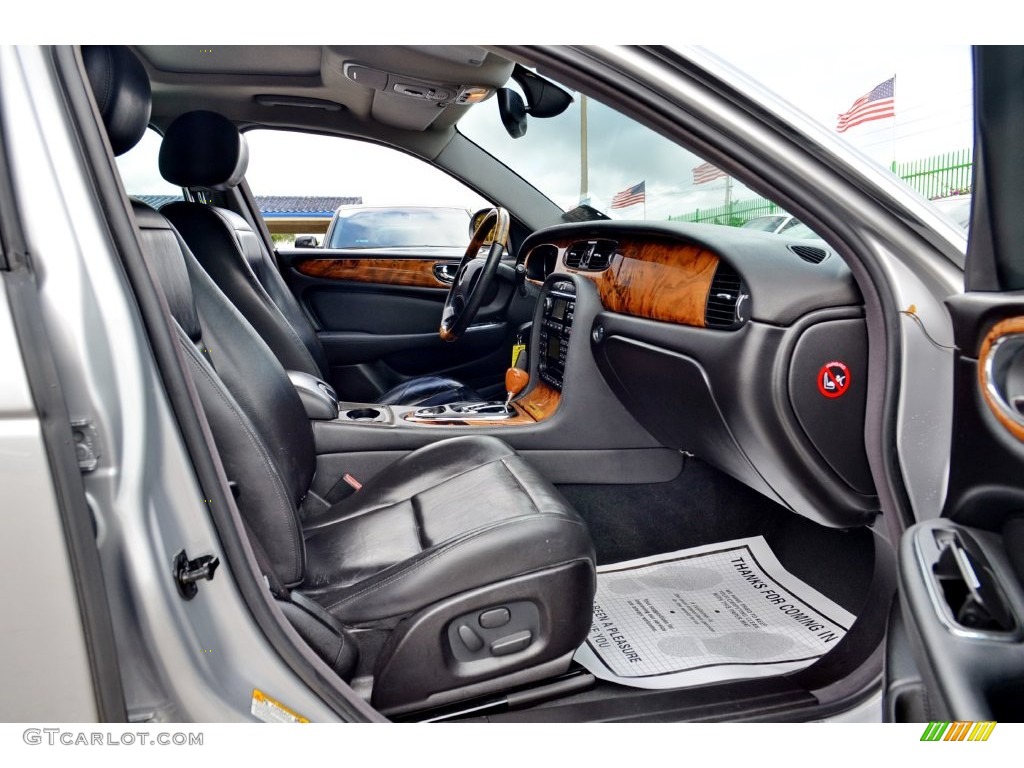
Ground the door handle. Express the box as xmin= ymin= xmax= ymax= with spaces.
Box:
xmin=433 ymin=264 xmax=458 ymax=284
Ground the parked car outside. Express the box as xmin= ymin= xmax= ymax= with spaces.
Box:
xmin=932 ymin=194 xmax=973 ymax=230
xmin=739 ymin=213 xmax=801 ymax=234
xmin=776 ymin=220 xmax=825 ymax=240
xmin=322 ymin=205 xmax=471 ymax=251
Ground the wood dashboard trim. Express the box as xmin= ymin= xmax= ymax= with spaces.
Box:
xmin=295 ymin=258 xmax=450 ymax=288
xmin=525 ymin=237 xmax=720 ymax=327
xmin=514 ymin=380 xmax=560 ymax=422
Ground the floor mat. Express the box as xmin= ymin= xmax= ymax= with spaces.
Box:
xmin=573 ymin=536 xmax=857 ymax=689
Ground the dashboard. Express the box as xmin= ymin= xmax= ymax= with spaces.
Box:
xmin=518 ymin=220 xmax=879 ymax=529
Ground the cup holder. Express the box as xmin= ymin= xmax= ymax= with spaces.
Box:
xmin=415 ymin=406 xmax=447 ymax=417
xmin=346 ymin=408 xmax=382 ymax=421
xmin=408 ymin=401 xmax=514 ymax=422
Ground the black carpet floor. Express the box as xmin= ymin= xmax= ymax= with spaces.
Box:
xmin=557 ymin=457 xmax=876 ymax=615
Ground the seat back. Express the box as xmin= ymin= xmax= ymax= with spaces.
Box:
xmin=159 ymin=110 xmax=330 ymax=380
xmin=84 ymin=47 xmax=314 ymax=587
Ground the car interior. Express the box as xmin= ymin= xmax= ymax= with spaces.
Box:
xmin=77 ymin=44 xmax=897 ymax=722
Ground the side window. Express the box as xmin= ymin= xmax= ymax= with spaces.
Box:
xmin=243 ymin=130 xmax=490 ymax=250
xmin=114 ymin=128 xmax=184 ymax=205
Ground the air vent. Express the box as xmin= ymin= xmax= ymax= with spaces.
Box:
xmin=565 ymin=243 xmax=587 ymax=268
xmin=705 ymin=262 xmax=747 ymax=330
xmin=588 ymin=240 xmax=616 ymax=270
xmin=790 ymin=244 xmax=830 ymax=264
xmin=564 ymin=240 xmax=615 ymax=271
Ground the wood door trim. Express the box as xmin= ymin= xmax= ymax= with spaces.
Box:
xmin=295 ymin=258 xmax=450 ymax=288
xmin=978 ymin=316 xmax=1024 ymax=442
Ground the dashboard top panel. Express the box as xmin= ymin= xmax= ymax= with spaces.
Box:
xmin=519 ymin=220 xmax=862 ymax=327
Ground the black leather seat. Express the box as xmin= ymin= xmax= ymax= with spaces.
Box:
xmin=155 ymin=109 xmax=479 ymax=407
xmin=84 ymin=45 xmax=595 ymax=716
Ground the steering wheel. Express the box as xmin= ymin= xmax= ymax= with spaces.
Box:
xmin=439 ymin=207 xmax=510 ymax=342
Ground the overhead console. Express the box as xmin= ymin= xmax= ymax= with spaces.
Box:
xmin=519 ymin=220 xmax=878 ymax=529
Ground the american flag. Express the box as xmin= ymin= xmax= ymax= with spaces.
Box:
xmin=610 ymin=181 xmax=646 ymax=209
xmin=836 ymin=77 xmax=895 ymax=133
xmin=692 ymin=162 xmax=727 ymax=184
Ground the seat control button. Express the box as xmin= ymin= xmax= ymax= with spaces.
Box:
xmin=457 ymin=624 xmax=484 ymax=652
xmin=490 ymin=630 xmax=533 ymax=657
xmin=479 ymin=608 xmax=511 ymax=629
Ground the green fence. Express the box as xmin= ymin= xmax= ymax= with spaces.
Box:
xmin=893 ymin=148 xmax=972 ymax=200
xmin=669 ymin=197 xmax=784 ymax=227
xmin=671 ymin=148 xmax=972 ymax=227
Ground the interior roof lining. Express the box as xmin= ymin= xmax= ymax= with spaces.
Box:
xmin=133 ymin=45 xmax=516 ymax=140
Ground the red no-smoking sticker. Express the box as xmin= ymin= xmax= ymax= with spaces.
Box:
xmin=817 ymin=361 xmax=851 ymax=398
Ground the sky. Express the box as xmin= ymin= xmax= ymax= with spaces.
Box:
xmin=707 ymin=45 xmax=974 ymax=166
xmin=454 ymin=44 xmax=973 ymax=219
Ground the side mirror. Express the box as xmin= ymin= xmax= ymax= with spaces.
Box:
xmin=469 ymin=208 xmax=497 ymax=243
xmin=294 ymin=235 xmax=319 ymax=248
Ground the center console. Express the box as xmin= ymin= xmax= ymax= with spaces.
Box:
xmin=407 ymin=401 xmax=521 ymax=422
xmin=291 ymin=277 xmax=580 ymax=432
xmin=537 ymin=279 xmax=576 ymax=392
xmin=304 ymin=269 xmax=685 ymax=488
xmin=402 ymin=279 xmax=575 ymax=425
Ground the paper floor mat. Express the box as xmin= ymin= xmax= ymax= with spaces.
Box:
xmin=573 ymin=536 xmax=857 ymax=689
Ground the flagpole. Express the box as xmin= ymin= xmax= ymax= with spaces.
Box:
xmin=579 ymin=94 xmax=588 ymax=205
xmin=890 ymin=74 xmax=897 ymax=169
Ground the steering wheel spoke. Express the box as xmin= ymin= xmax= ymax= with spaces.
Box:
xmin=439 ymin=207 xmax=510 ymax=342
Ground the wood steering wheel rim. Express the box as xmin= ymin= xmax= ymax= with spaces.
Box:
xmin=439 ymin=207 xmax=511 ymax=342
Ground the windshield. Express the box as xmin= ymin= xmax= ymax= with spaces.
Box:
xmin=327 ymin=207 xmax=470 ymax=249
xmin=458 ymin=48 xmax=973 ymax=241
xmin=459 ymin=92 xmax=765 ymax=225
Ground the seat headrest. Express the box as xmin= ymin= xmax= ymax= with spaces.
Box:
xmin=159 ymin=110 xmax=249 ymax=190
xmin=82 ymin=46 xmax=152 ymax=157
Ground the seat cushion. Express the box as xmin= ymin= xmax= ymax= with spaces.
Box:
xmin=297 ymin=435 xmax=595 ymax=625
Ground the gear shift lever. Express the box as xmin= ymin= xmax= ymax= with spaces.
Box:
xmin=505 ymin=367 xmax=529 ymax=412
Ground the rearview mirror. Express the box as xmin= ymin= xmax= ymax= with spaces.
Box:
xmin=294 ymin=235 xmax=319 ymax=248
xmin=497 ymin=88 xmax=527 ymax=138
xmin=510 ymin=64 xmax=573 ymax=118
xmin=496 ymin=67 xmax=573 ymax=139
